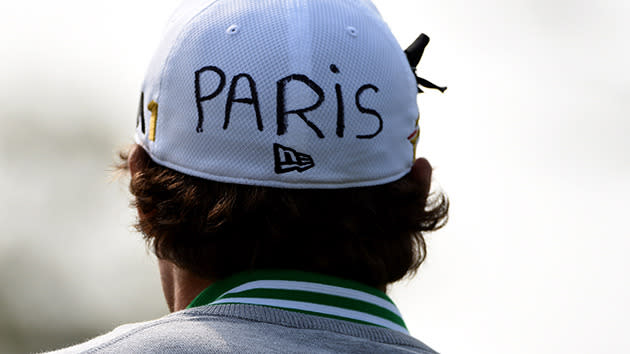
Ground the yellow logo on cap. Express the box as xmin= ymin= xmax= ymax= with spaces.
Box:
xmin=148 ymin=100 xmax=158 ymax=142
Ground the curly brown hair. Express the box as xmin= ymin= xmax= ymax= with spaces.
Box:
xmin=119 ymin=145 xmax=448 ymax=288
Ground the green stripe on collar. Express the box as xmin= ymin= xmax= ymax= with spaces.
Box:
xmin=187 ymin=270 xmax=408 ymax=334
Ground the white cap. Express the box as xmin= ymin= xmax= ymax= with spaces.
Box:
xmin=136 ymin=0 xmax=421 ymax=189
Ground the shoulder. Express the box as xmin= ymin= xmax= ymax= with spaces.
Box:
xmin=44 ymin=311 xmax=234 ymax=354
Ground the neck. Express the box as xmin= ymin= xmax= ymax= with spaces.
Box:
xmin=158 ymin=260 xmax=214 ymax=312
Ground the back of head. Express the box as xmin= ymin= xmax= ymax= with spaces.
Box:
xmin=125 ymin=146 xmax=447 ymax=288
xmin=127 ymin=0 xmax=448 ymax=289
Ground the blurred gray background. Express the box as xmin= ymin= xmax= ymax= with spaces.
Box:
xmin=1 ymin=0 xmax=628 ymax=353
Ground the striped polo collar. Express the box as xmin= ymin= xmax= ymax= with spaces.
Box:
xmin=187 ymin=270 xmax=408 ymax=334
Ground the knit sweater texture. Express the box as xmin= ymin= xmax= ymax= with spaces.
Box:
xmin=46 ymin=304 xmax=437 ymax=353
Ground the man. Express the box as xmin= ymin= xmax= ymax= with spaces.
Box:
xmin=51 ymin=0 xmax=448 ymax=352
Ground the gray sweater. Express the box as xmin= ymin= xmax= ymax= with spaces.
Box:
xmin=47 ymin=304 xmax=437 ymax=353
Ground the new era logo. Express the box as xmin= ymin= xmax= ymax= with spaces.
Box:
xmin=274 ymin=144 xmax=315 ymax=174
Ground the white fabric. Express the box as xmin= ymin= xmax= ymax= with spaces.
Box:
xmin=136 ymin=0 xmax=420 ymax=189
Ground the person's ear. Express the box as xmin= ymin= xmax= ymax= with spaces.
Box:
xmin=411 ymin=158 xmax=432 ymax=199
